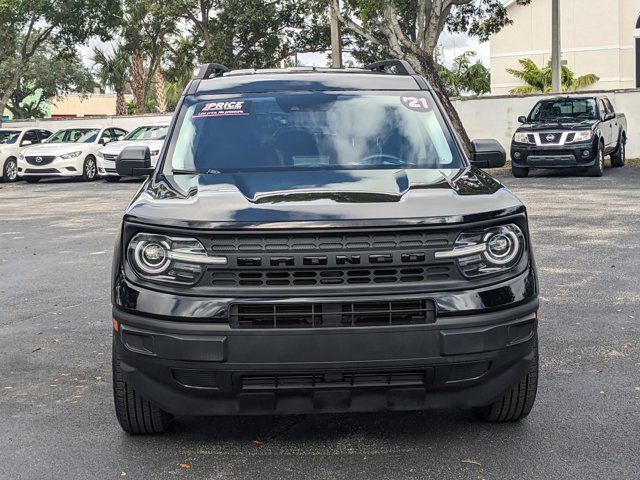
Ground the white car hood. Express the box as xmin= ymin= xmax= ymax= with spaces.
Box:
xmin=23 ymin=143 xmax=90 ymax=156
xmin=101 ymin=140 xmax=164 ymax=155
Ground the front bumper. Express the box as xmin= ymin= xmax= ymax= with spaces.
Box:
xmin=97 ymin=157 xmax=119 ymax=177
xmin=113 ymin=295 xmax=538 ymax=416
xmin=17 ymin=156 xmax=84 ymax=177
xmin=511 ymin=142 xmax=596 ymax=168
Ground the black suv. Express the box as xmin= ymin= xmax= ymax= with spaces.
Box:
xmin=112 ymin=60 xmax=539 ymax=434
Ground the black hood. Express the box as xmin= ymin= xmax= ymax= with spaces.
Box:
xmin=124 ymin=167 xmax=524 ymax=229
xmin=517 ymin=119 xmax=598 ymax=132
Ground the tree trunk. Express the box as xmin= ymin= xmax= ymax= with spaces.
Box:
xmin=155 ymin=68 xmax=167 ymax=114
xmin=415 ymin=54 xmax=472 ymax=156
xmin=115 ymin=88 xmax=127 ymax=116
xmin=131 ymin=49 xmax=146 ymax=114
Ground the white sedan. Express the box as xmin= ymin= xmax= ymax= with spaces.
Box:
xmin=98 ymin=123 xmax=169 ymax=182
xmin=18 ymin=126 xmax=127 ymax=183
xmin=0 ymin=128 xmax=52 ymax=182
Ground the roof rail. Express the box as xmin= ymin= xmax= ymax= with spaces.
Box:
xmin=364 ymin=59 xmax=416 ymax=76
xmin=195 ymin=63 xmax=231 ymax=80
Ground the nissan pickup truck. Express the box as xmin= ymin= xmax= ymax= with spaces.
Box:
xmin=510 ymin=96 xmax=627 ymax=177
xmin=111 ymin=60 xmax=539 ymax=434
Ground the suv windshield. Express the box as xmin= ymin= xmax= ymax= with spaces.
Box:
xmin=168 ymin=92 xmax=461 ymax=172
xmin=125 ymin=125 xmax=168 ymax=141
xmin=49 ymin=128 xmax=100 ymax=144
xmin=529 ymin=99 xmax=598 ymax=122
xmin=0 ymin=131 xmax=21 ymax=144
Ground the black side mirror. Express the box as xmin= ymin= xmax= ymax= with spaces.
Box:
xmin=518 ymin=116 xmax=528 ymax=123
xmin=470 ymin=139 xmax=506 ymax=169
xmin=116 ymin=146 xmax=154 ymax=177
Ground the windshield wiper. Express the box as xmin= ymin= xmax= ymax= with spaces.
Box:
xmin=172 ymin=168 xmax=221 ymax=175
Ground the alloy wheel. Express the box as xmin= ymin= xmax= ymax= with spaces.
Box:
xmin=6 ymin=159 xmax=18 ymax=181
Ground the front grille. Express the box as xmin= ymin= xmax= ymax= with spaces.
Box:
xmin=25 ymin=156 xmax=55 ymax=166
xmin=229 ymin=298 xmax=437 ymax=328
xmin=24 ymin=168 xmax=58 ymax=174
xmin=539 ymin=132 xmax=561 ymax=144
xmin=103 ymin=153 xmax=118 ymax=162
xmin=213 ymin=266 xmax=451 ymax=287
xmin=241 ymin=370 xmax=429 ymax=390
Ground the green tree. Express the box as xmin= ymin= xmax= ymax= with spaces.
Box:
xmin=303 ymin=0 xmax=532 ymax=150
xmin=439 ymin=51 xmax=490 ymax=97
xmin=7 ymin=46 xmax=95 ymax=119
xmin=507 ymin=58 xmax=600 ymax=94
xmin=93 ymin=46 xmax=130 ymax=116
xmin=0 ymin=0 xmax=120 ymax=123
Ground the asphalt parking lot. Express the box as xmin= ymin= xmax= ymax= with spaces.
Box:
xmin=1 ymin=167 xmax=639 ymax=480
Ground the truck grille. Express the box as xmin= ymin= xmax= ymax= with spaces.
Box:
xmin=241 ymin=370 xmax=429 ymax=390
xmin=229 ymin=298 xmax=437 ymax=328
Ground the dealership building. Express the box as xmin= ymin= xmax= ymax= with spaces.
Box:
xmin=490 ymin=0 xmax=640 ymax=95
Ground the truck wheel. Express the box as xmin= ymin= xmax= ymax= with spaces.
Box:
xmin=24 ymin=177 xmax=41 ymax=183
xmin=82 ymin=156 xmax=98 ymax=181
xmin=586 ymin=143 xmax=605 ymax=177
xmin=2 ymin=157 xmax=18 ymax=182
xmin=474 ymin=346 xmax=539 ymax=422
xmin=611 ymin=137 xmax=626 ymax=167
xmin=112 ymin=340 xmax=173 ymax=434
xmin=512 ymin=166 xmax=529 ymax=178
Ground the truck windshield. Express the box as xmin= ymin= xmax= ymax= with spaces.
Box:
xmin=169 ymin=92 xmax=461 ymax=172
xmin=529 ymin=99 xmax=598 ymax=122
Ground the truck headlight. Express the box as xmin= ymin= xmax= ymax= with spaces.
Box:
xmin=572 ymin=131 xmax=593 ymax=142
xmin=60 ymin=151 xmax=82 ymax=159
xmin=513 ymin=132 xmax=531 ymax=144
xmin=435 ymin=224 xmax=525 ymax=278
xmin=127 ymin=233 xmax=227 ymax=285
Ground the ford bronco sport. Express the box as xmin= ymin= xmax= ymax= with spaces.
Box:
xmin=112 ymin=60 xmax=539 ymax=434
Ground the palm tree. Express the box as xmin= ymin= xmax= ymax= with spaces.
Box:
xmin=93 ymin=47 xmax=130 ymax=116
xmin=507 ymin=58 xmax=599 ymax=94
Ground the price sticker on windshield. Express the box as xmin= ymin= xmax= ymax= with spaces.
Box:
xmin=193 ymin=100 xmax=252 ymax=118
xmin=400 ymin=96 xmax=431 ymax=112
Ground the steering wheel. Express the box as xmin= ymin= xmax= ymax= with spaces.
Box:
xmin=360 ymin=153 xmax=405 ymax=166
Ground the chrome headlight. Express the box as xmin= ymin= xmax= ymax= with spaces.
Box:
xmin=127 ymin=233 xmax=227 ymax=285
xmin=572 ymin=131 xmax=593 ymax=142
xmin=60 ymin=151 xmax=82 ymax=159
xmin=435 ymin=224 xmax=525 ymax=278
xmin=513 ymin=132 xmax=531 ymax=144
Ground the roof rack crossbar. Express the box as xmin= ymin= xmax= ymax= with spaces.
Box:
xmin=196 ymin=63 xmax=231 ymax=80
xmin=364 ymin=59 xmax=416 ymax=76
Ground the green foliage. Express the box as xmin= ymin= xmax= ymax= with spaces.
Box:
xmin=7 ymin=45 xmax=95 ymax=119
xmin=438 ymin=51 xmax=490 ymax=97
xmin=507 ymin=58 xmax=600 ymax=94
xmin=93 ymin=47 xmax=130 ymax=94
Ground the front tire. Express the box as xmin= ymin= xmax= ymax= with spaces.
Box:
xmin=512 ymin=165 xmax=529 ymax=178
xmin=611 ymin=137 xmax=626 ymax=168
xmin=2 ymin=157 xmax=18 ymax=182
xmin=586 ymin=143 xmax=605 ymax=177
xmin=474 ymin=346 xmax=539 ymax=422
xmin=113 ymin=340 xmax=173 ymax=434
xmin=82 ymin=156 xmax=98 ymax=182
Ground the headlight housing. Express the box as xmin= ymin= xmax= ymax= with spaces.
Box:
xmin=97 ymin=151 xmax=104 ymax=158
xmin=127 ymin=233 xmax=226 ymax=285
xmin=513 ymin=132 xmax=531 ymax=144
xmin=60 ymin=151 xmax=82 ymax=159
xmin=435 ymin=224 xmax=525 ymax=278
xmin=572 ymin=131 xmax=593 ymax=142
xmin=150 ymin=149 xmax=160 ymax=156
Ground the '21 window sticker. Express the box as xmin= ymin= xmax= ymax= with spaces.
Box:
xmin=193 ymin=100 xmax=252 ymax=118
xmin=400 ymin=96 xmax=431 ymax=112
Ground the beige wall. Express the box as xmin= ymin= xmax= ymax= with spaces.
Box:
xmin=50 ymin=94 xmax=134 ymax=117
xmin=452 ymin=89 xmax=640 ymax=159
xmin=491 ymin=0 xmax=639 ymax=95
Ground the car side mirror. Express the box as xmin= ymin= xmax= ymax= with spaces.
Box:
xmin=470 ymin=139 xmax=506 ymax=169
xmin=101 ymin=137 xmax=111 ymax=145
xmin=21 ymin=140 xmax=32 ymax=146
xmin=116 ymin=146 xmax=154 ymax=177
xmin=518 ymin=116 xmax=528 ymax=123
xmin=604 ymin=112 xmax=615 ymax=121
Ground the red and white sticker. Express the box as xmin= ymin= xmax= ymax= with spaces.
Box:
xmin=400 ymin=96 xmax=431 ymax=112
xmin=193 ymin=100 xmax=252 ymax=118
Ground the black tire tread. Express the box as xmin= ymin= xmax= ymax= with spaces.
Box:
xmin=474 ymin=347 xmax=538 ymax=422
xmin=610 ymin=136 xmax=625 ymax=168
xmin=113 ymin=340 xmax=172 ymax=434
